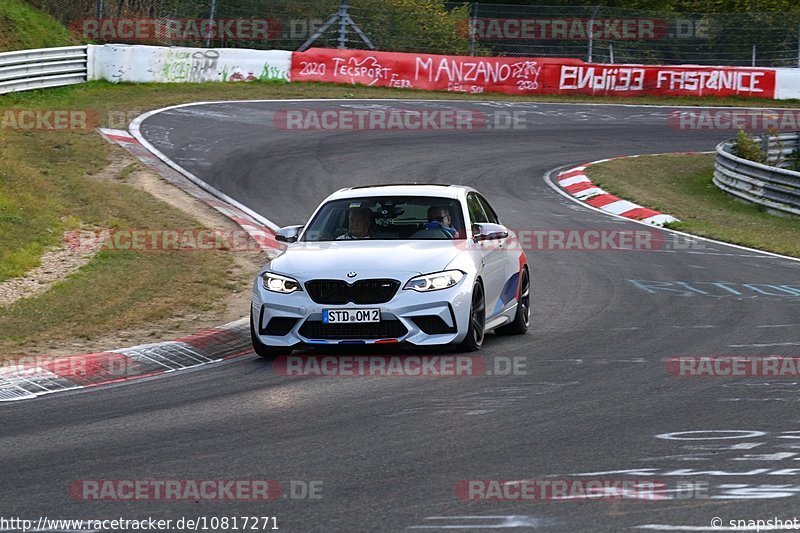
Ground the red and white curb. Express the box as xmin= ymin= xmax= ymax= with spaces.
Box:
xmin=556 ymin=159 xmax=678 ymax=226
xmin=0 ymin=319 xmax=250 ymax=402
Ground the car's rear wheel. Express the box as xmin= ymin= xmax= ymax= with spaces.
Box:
xmin=497 ymin=267 xmax=530 ymax=336
xmin=459 ymin=281 xmax=485 ymax=352
xmin=250 ymin=312 xmax=291 ymax=358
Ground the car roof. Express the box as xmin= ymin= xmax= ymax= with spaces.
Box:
xmin=326 ymin=184 xmax=476 ymax=201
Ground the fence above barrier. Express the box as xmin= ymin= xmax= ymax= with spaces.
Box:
xmin=28 ymin=0 xmax=800 ymax=67
xmin=0 ymin=46 xmax=89 ymax=95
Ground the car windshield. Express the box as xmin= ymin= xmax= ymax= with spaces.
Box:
xmin=301 ymin=195 xmax=466 ymax=241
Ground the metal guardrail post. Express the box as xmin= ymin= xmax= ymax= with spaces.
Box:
xmin=587 ymin=5 xmax=599 ymax=63
xmin=469 ymin=2 xmax=477 ymax=57
xmin=297 ymin=0 xmax=374 ymax=52
xmin=204 ymin=0 xmax=218 ymax=49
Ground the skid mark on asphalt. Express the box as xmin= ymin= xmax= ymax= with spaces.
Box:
xmin=728 ymin=342 xmax=800 ymax=348
xmin=719 ymin=380 xmax=800 ymax=403
xmin=387 ymin=384 xmax=578 ymax=416
xmin=536 ymin=358 xmax=646 ymax=365
xmin=558 ymin=323 xmax=794 ymax=334
xmin=408 ymin=515 xmax=548 ymax=529
xmin=636 ymin=526 xmax=779 ymax=531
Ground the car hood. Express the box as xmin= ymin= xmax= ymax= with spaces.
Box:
xmin=268 ymin=240 xmax=468 ymax=279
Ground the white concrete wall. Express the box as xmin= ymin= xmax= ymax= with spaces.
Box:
xmin=775 ymin=68 xmax=800 ymax=100
xmin=89 ymin=44 xmax=291 ymax=84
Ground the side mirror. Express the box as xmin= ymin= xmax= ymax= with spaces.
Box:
xmin=472 ymin=223 xmax=508 ymax=242
xmin=275 ymin=225 xmax=304 ymax=243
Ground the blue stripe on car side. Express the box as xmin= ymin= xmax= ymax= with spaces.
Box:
xmin=493 ymin=272 xmax=520 ymax=314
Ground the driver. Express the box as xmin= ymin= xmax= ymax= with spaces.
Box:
xmin=337 ymin=208 xmax=374 ymax=240
xmin=425 ymin=206 xmax=457 ymax=237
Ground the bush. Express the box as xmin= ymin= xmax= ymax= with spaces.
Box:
xmin=731 ymin=129 xmax=767 ymax=164
xmin=787 ymin=147 xmax=800 ymax=171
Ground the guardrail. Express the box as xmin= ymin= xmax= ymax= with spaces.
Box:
xmin=0 ymin=46 xmax=89 ymax=95
xmin=714 ymin=132 xmax=800 ymax=217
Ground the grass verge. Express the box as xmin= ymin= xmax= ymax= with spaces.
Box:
xmin=0 ymin=0 xmax=76 ymax=52
xmin=585 ymin=153 xmax=800 ymax=258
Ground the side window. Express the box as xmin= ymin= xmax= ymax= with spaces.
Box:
xmin=477 ymin=194 xmax=500 ymax=224
xmin=466 ymin=193 xmax=488 ymax=224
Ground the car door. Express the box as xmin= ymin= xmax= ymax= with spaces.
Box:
xmin=467 ymin=192 xmax=506 ymax=319
xmin=476 ymin=194 xmax=520 ymax=317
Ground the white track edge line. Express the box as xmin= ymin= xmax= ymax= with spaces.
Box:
xmin=543 ymin=153 xmax=800 ymax=264
xmin=129 ymin=105 xmax=280 ymax=232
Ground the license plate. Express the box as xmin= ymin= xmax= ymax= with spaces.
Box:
xmin=323 ymin=309 xmax=381 ymax=324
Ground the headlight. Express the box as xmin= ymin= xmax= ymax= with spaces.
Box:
xmin=404 ymin=270 xmax=465 ymax=292
xmin=261 ymin=272 xmax=301 ymax=294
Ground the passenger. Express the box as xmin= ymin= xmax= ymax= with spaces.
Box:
xmin=425 ymin=206 xmax=457 ymax=237
xmin=337 ymin=208 xmax=374 ymax=240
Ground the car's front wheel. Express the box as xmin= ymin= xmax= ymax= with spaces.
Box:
xmin=458 ymin=281 xmax=485 ymax=352
xmin=250 ymin=312 xmax=291 ymax=358
xmin=496 ymin=267 xmax=530 ymax=336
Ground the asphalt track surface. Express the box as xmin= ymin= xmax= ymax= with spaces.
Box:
xmin=3 ymin=100 xmax=800 ymax=532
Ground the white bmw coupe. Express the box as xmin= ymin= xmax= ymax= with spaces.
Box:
xmin=250 ymin=184 xmax=529 ymax=356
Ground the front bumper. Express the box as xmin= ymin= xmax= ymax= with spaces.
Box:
xmin=251 ymin=276 xmax=474 ymax=347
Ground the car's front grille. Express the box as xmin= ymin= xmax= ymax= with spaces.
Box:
xmin=299 ymin=319 xmax=408 ymax=340
xmin=305 ymin=279 xmax=400 ymax=305
xmin=411 ymin=316 xmax=457 ymax=335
